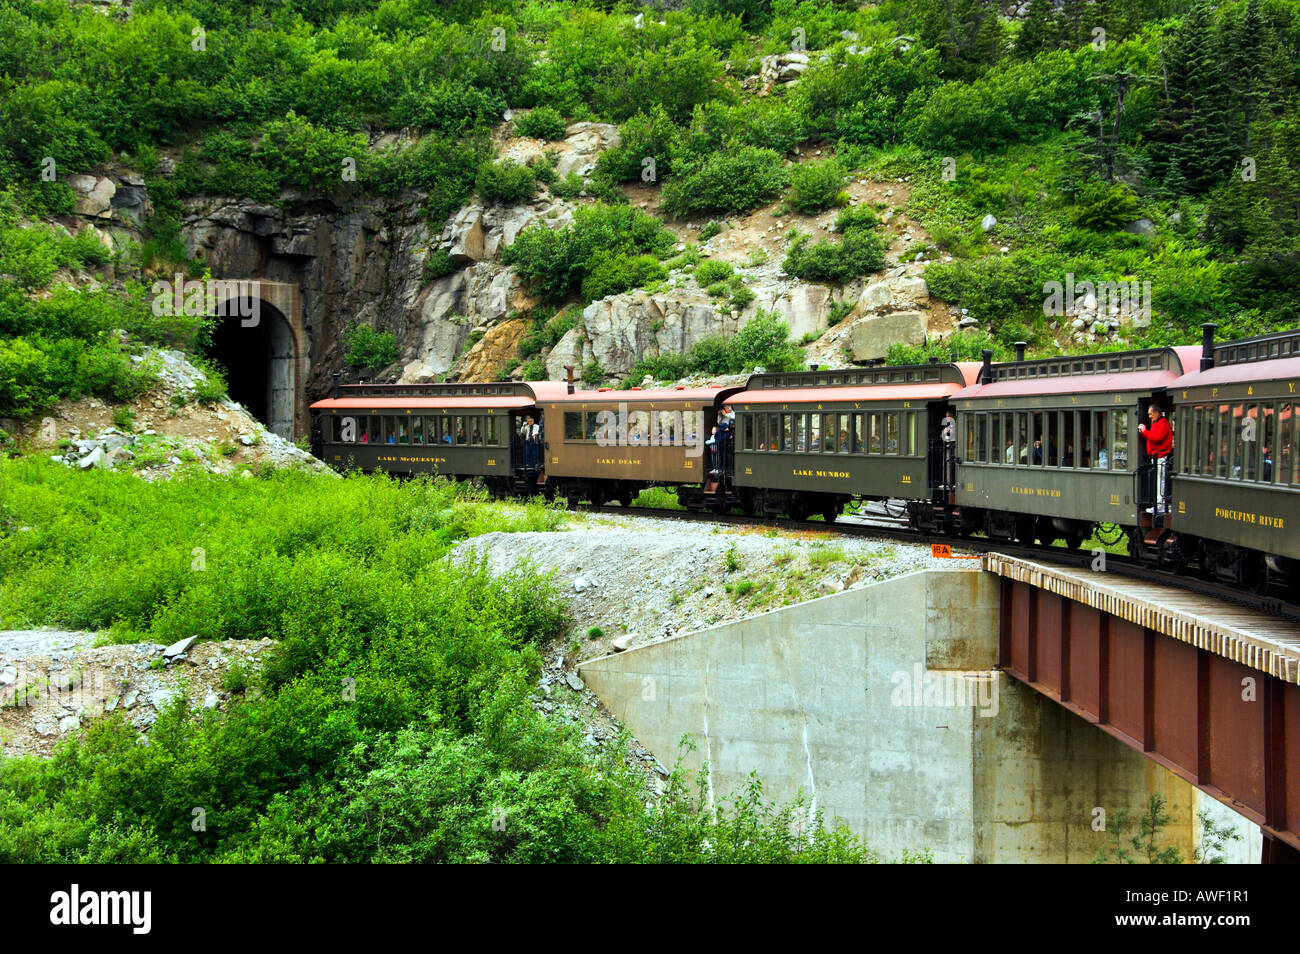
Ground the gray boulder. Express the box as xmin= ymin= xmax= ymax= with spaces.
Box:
xmin=850 ymin=311 xmax=927 ymax=361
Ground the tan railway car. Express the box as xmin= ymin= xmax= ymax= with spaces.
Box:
xmin=537 ymin=385 xmax=741 ymax=507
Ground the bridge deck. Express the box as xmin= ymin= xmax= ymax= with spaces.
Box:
xmin=982 ymin=553 xmax=1300 ymax=685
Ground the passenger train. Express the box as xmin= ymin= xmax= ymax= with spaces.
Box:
xmin=310 ymin=325 xmax=1300 ymax=592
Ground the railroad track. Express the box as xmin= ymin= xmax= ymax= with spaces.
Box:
xmin=574 ymin=498 xmax=1300 ymax=625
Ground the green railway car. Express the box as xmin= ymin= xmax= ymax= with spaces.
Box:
xmin=724 ymin=361 xmax=981 ymax=520
xmin=949 ymin=345 xmax=1201 ymax=545
xmin=310 ymin=380 xmax=570 ymax=491
xmin=1168 ymin=330 xmax=1300 ymax=581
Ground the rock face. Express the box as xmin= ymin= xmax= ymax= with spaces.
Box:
xmin=850 ymin=311 xmax=928 ymax=361
xmin=546 ymin=291 xmax=743 ymax=379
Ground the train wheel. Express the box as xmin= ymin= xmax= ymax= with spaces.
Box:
xmin=618 ymin=489 xmax=635 ymax=508
xmin=821 ymin=503 xmax=839 ymax=524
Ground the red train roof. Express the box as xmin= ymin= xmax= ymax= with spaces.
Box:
xmin=540 ymin=386 xmax=744 ymax=404
xmin=952 ymin=347 xmax=1200 ymax=401
xmin=728 ymin=382 xmax=969 ymax=405
xmin=310 ymin=395 xmax=536 ymax=410
xmin=1172 ymin=354 xmax=1300 ymax=389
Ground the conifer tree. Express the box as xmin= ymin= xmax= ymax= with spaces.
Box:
xmin=1016 ymin=0 xmax=1060 ymax=58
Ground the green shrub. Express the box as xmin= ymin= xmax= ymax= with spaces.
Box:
xmin=344 ymin=324 xmax=401 ymax=369
xmin=694 ymin=259 xmax=734 ymax=286
xmin=514 ymin=107 xmax=567 ymax=141
xmin=787 ymin=159 xmax=848 ymax=215
xmin=596 ymin=105 xmax=681 ymax=183
xmin=581 ymin=252 xmax=667 ymax=302
xmin=1072 ymin=181 xmax=1143 ymax=232
xmin=257 ymin=113 xmax=369 ymax=193
xmin=521 ymin=357 xmax=547 ymax=381
xmin=475 ymin=158 xmax=538 ymax=204
xmin=502 ymin=203 xmax=675 ymax=302
xmin=782 ymin=207 xmax=887 ymax=284
xmin=550 ymin=172 xmax=585 ymax=198
xmin=424 ymin=249 xmax=459 ymax=283
xmin=661 ymin=146 xmax=788 ymax=218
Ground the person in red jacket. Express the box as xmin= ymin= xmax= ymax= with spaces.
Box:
xmin=1137 ymin=404 xmax=1173 ymax=514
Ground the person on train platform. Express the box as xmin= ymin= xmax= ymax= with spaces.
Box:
xmin=1137 ymin=403 xmax=1173 ymax=513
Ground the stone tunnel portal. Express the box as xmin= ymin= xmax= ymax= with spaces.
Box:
xmin=207 ymin=286 xmax=306 ymax=440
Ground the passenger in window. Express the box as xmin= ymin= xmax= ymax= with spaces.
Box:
xmin=839 ymin=430 xmax=850 ymax=453
xmin=1062 ymin=442 xmax=1074 ymax=467
xmin=1263 ymin=443 xmax=1273 ymax=482
xmin=1004 ymin=438 xmax=1015 ymax=464
xmin=1032 ymin=438 xmax=1043 ymax=464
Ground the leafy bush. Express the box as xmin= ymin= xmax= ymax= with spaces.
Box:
xmin=782 ymin=207 xmax=887 ymax=283
xmin=661 ymin=146 xmax=788 ymax=218
xmin=581 ymin=252 xmax=667 ymax=302
xmin=344 ymin=324 xmax=401 ymax=369
xmin=424 ymin=249 xmax=459 ymax=283
xmin=907 ymin=49 xmax=1094 ymax=153
xmin=475 ymin=158 xmax=538 ymax=204
xmin=521 ymin=357 xmax=548 ymax=380
xmin=694 ymin=259 xmax=734 ymax=285
xmin=257 ymin=113 xmax=369 ymax=193
xmin=1072 ymin=181 xmax=1142 ymax=232
xmin=502 ymin=203 xmax=675 ymax=302
xmin=514 ymin=107 xmax=567 ymax=141
xmin=787 ymin=159 xmax=847 ymax=215
xmin=596 ymin=105 xmax=681 ymax=183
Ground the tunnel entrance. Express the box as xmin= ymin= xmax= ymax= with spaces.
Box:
xmin=208 ymin=297 xmax=299 ymax=439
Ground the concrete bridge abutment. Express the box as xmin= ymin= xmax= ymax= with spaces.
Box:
xmin=579 ymin=568 xmax=1254 ymax=862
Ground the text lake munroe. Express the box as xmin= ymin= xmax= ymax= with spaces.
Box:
xmin=50 ymin=885 xmax=151 ymax=935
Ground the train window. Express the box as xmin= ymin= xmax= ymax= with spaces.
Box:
xmin=964 ymin=415 xmax=975 ymax=463
xmin=1092 ymin=411 xmax=1108 ymax=469
xmin=808 ymin=414 xmax=822 ymax=453
xmin=1215 ymin=405 xmax=1230 ymax=477
xmin=1044 ymin=412 xmax=1058 ymax=467
xmin=1261 ymin=404 xmax=1275 ymax=483
xmin=824 ymin=414 xmax=837 ymax=453
xmin=1061 ymin=411 xmax=1075 ymax=467
xmin=792 ymin=414 xmax=805 ymax=452
xmin=1229 ymin=404 xmax=1246 ymax=478
xmin=336 ymin=416 xmax=354 ymax=443
xmin=768 ymin=414 xmax=780 ymax=450
xmin=627 ymin=411 xmax=650 ymax=445
xmin=1282 ymin=403 xmax=1296 ymax=484
xmin=988 ymin=414 xmax=1001 ymax=465
xmin=741 ymin=414 xmax=753 ymax=451
xmin=454 ymin=416 xmax=467 ymax=444
xmin=1200 ymin=406 xmax=1215 ymax=477
xmin=396 ymin=418 xmax=409 ymax=444
xmin=853 ymin=414 xmax=864 ymax=454
xmin=1242 ymin=404 xmax=1259 ymax=480
xmin=782 ymin=414 xmax=793 ymax=451
xmin=1112 ymin=412 xmax=1129 ymax=471
xmin=655 ymin=411 xmax=676 ymax=446
xmin=884 ymin=413 xmax=898 ymax=455
xmin=975 ymin=413 xmax=987 ymax=463
xmin=1028 ymin=411 xmax=1043 ymax=465
xmin=1015 ymin=413 xmax=1029 ymax=465
xmin=468 ymin=418 xmax=482 ymax=445
xmin=849 ymin=414 xmax=862 ymax=455
xmin=564 ymin=412 xmax=583 ymax=440
xmin=870 ymin=413 xmax=883 ymax=455
xmin=411 ymin=416 xmax=424 ymax=445
xmin=485 ymin=416 xmax=499 ymax=446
